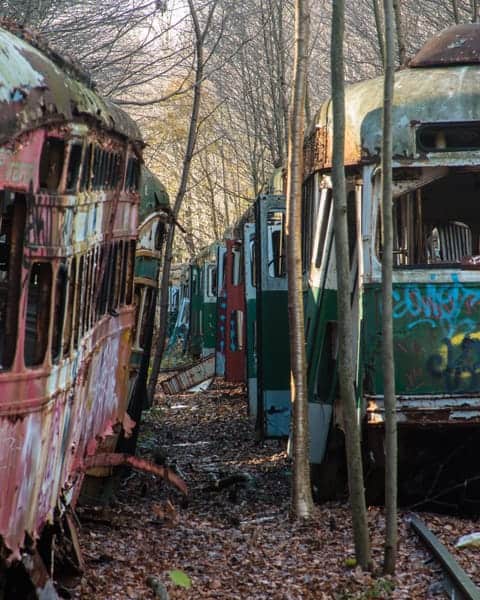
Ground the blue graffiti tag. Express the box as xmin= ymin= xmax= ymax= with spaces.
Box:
xmin=392 ymin=275 xmax=480 ymax=338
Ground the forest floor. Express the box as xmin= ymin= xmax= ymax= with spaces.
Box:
xmin=71 ymin=380 xmax=480 ymax=599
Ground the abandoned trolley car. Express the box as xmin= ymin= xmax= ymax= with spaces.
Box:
xmin=303 ymin=23 xmax=480 ymax=502
xmin=0 ymin=25 xmax=144 ymax=571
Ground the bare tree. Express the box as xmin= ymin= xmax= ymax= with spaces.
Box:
xmin=382 ymin=0 xmax=397 ymax=576
xmin=393 ymin=0 xmax=406 ymax=65
xmin=287 ymin=0 xmax=314 ymax=520
xmin=147 ymin=0 xmax=220 ymax=401
xmin=331 ymin=0 xmax=371 ymax=571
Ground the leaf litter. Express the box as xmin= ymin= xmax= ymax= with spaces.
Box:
xmin=71 ymin=380 xmax=479 ymax=599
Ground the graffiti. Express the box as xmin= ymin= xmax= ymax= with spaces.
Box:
xmin=393 ymin=275 xmax=480 ymax=337
xmin=427 ymin=335 xmax=480 ymax=392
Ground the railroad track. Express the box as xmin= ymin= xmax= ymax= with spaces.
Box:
xmin=410 ymin=516 xmax=480 ymax=600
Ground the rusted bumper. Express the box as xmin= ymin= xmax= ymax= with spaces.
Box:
xmin=366 ymin=393 xmax=480 ymax=425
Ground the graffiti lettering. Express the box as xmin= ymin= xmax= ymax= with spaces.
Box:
xmin=427 ymin=335 xmax=480 ymax=392
xmin=393 ymin=275 xmax=480 ymax=337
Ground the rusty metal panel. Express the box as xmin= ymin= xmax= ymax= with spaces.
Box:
xmin=366 ymin=394 xmax=480 ymax=425
xmin=161 ymin=355 xmax=215 ymax=395
xmin=410 ymin=24 xmax=480 ymax=68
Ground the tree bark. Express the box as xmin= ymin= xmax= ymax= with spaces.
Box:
xmin=452 ymin=0 xmax=459 ymax=24
xmin=372 ymin=0 xmax=385 ymax=64
xmin=288 ymin=0 xmax=314 ymax=520
xmin=147 ymin=0 xmax=219 ymax=402
xmin=382 ymin=0 xmax=398 ymax=576
xmin=472 ymin=0 xmax=478 ymax=23
xmin=331 ymin=0 xmax=371 ymax=570
xmin=392 ymin=0 xmax=406 ymax=66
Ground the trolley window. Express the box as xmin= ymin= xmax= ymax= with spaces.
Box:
xmin=80 ymin=143 xmax=92 ymax=191
xmin=232 ymin=245 xmax=243 ymax=286
xmin=0 ymin=193 xmax=26 ymax=370
xmin=65 ymin=143 xmax=83 ymax=192
xmin=39 ymin=138 xmax=65 ymax=191
xmin=63 ymin=257 xmax=76 ymax=358
xmin=417 ymin=122 xmax=480 ymax=153
xmin=267 ymin=210 xmax=286 ymax=278
xmin=314 ymin=190 xmax=332 ymax=269
xmin=51 ymin=263 xmax=67 ymax=363
xmin=25 ymin=262 xmax=52 ymax=367
xmin=126 ymin=240 xmax=136 ymax=305
xmin=376 ymin=170 xmax=480 ymax=266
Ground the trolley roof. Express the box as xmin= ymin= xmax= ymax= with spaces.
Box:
xmin=139 ymin=166 xmax=169 ymax=222
xmin=305 ymin=24 xmax=480 ymax=175
xmin=0 ymin=26 xmax=142 ymax=144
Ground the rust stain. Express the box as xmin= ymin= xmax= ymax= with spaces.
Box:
xmin=82 ymin=453 xmax=188 ymax=496
xmin=410 ymin=23 xmax=480 ymax=68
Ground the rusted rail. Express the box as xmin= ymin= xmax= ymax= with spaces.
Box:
xmin=410 ymin=516 xmax=480 ymax=600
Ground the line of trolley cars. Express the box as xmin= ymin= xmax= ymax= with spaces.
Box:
xmin=174 ymin=23 xmax=480 ymax=507
xmin=4 ymin=18 xmax=480 ymax=591
xmin=0 ymin=23 xmax=169 ymax=592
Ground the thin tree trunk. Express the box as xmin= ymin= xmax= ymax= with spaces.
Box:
xmin=305 ymin=75 xmax=312 ymax=130
xmin=147 ymin=0 xmax=218 ymax=402
xmin=392 ymin=0 xmax=406 ymax=66
xmin=473 ymin=0 xmax=478 ymax=22
xmin=288 ymin=0 xmax=313 ymax=521
xmin=220 ymin=142 xmax=231 ymax=228
xmin=452 ymin=0 xmax=459 ymax=24
xmin=382 ymin=0 xmax=398 ymax=576
xmin=331 ymin=0 xmax=371 ymax=570
xmin=373 ymin=0 xmax=385 ymax=65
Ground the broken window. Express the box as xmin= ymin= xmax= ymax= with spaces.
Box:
xmin=118 ymin=241 xmax=126 ymax=306
xmin=99 ymin=151 xmax=107 ymax=188
xmin=0 ymin=193 xmax=26 ymax=370
xmin=92 ymin=146 xmax=100 ymax=190
xmin=302 ymin=175 xmax=318 ymax=272
xmin=347 ymin=191 xmax=357 ymax=266
xmin=80 ymin=143 xmax=92 ymax=191
xmin=112 ymin=241 xmax=123 ymax=309
xmin=417 ymin=123 xmax=480 ymax=153
xmin=82 ymin=251 xmax=92 ymax=333
xmin=62 ymin=257 xmax=76 ymax=358
xmin=314 ymin=190 xmax=332 ymax=269
xmin=126 ymin=157 xmax=140 ymax=191
xmin=112 ymin=153 xmax=121 ymax=188
xmin=65 ymin=143 xmax=83 ymax=192
xmin=138 ymin=287 xmax=155 ymax=349
xmin=72 ymin=256 xmax=83 ymax=349
xmin=97 ymin=245 xmax=108 ymax=317
xmin=230 ymin=310 xmax=244 ymax=351
xmin=155 ymin=221 xmax=166 ymax=251
xmin=376 ymin=170 xmax=480 ymax=266
xmin=231 ymin=244 xmax=243 ymax=286
xmin=250 ymin=237 xmax=256 ymax=288
xmin=39 ymin=137 xmax=65 ymax=191
xmin=25 ymin=262 xmax=52 ymax=367
xmin=267 ymin=210 xmax=286 ymax=278
xmin=126 ymin=240 xmax=136 ymax=305
xmin=51 ymin=263 xmax=67 ymax=363
xmin=208 ymin=265 xmax=217 ymax=297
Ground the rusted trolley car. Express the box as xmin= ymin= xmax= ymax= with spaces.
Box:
xmin=0 ymin=24 xmax=144 ymax=587
xmin=303 ymin=23 xmax=480 ymax=503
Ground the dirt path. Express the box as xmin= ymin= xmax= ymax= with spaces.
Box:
xmin=72 ymin=381 xmax=479 ymax=599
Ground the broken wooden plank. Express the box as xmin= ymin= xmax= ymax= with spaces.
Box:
xmin=160 ymin=354 xmax=215 ymax=395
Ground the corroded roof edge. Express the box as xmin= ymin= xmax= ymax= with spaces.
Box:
xmin=0 ymin=26 xmax=142 ymax=145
